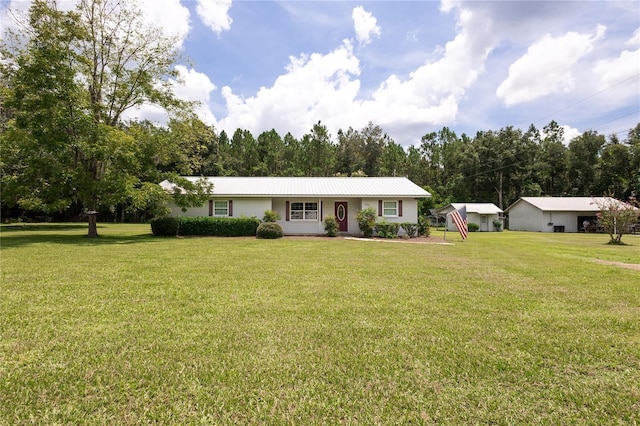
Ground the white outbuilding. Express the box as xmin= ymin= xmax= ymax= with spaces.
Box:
xmin=505 ymin=197 xmax=615 ymax=233
xmin=436 ymin=203 xmax=504 ymax=232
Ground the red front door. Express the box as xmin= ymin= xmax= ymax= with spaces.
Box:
xmin=335 ymin=202 xmax=348 ymax=232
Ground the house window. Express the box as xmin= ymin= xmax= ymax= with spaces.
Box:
xmin=290 ymin=201 xmax=318 ymax=221
xmin=481 ymin=216 xmax=487 ymax=223
xmin=383 ymin=201 xmax=398 ymax=217
xmin=214 ymin=200 xmax=229 ymax=216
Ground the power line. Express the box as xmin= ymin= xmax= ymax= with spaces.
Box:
xmin=530 ymin=73 xmax=640 ymax=127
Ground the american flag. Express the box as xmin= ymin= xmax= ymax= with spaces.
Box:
xmin=450 ymin=205 xmax=468 ymax=240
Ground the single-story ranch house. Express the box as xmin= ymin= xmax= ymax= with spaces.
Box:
xmin=160 ymin=176 xmax=431 ymax=235
xmin=436 ymin=203 xmax=504 ymax=232
xmin=505 ymin=196 xmax=625 ymax=233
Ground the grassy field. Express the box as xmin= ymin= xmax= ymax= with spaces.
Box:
xmin=1 ymin=224 xmax=638 ymax=425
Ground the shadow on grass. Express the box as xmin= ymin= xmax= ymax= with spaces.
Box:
xmin=0 ymin=225 xmax=157 ymax=249
xmin=0 ymin=223 xmax=89 ymax=232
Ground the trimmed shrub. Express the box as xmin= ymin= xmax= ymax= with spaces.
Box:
xmin=324 ymin=215 xmax=339 ymax=237
xmin=400 ymin=222 xmax=418 ymax=238
xmin=468 ymin=222 xmax=480 ymax=232
xmin=375 ymin=221 xmax=400 ymax=239
xmin=150 ymin=217 xmax=179 ymax=236
xmin=356 ymin=207 xmax=377 ymax=237
xmin=178 ymin=216 xmax=260 ymax=236
xmin=262 ymin=209 xmax=281 ymax=223
xmin=256 ymin=222 xmax=284 ymax=239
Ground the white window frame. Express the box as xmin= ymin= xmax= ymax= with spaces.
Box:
xmin=290 ymin=201 xmax=319 ymax=221
xmin=382 ymin=200 xmax=398 ymax=217
xmin=213 ymin=200 xmax=229 ymax=217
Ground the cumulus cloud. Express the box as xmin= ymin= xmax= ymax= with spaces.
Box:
xmin=496 ymin=25 xmax=607 ymax=106
xmin=172 ymin=66 xmax=218 ymax=125
xmin=561 ymin=125 xmax=581 ymax=145
xmin=352 ymin=6 xmax=381 ymax=46
xmin=593 ymin=28 xmax=640 ymax=94
xmin=138 ymin=0 xmax=191 ymax=47
xmin=217 ymin=2 xmax=500 ymax=144
xmin=121 ymin=65 xmax=218 ymax=126
xmin=218 ymin=40 xmax=361 ymax=138
xmin=196 ymin=0 xmax=233 ymax=35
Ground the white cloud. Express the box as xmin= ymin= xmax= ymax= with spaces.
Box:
xmin=219 ymin=40 xmax=361 ymax=138
xmin=122 ymin=65 xmax=218 ymax=126
xmin=562 ymin=125 xmax=581 ymax=145
xmin=627 ymin=27 xmax=640 ymax=47
xmin=216 ymin=2 xmax=501 ymax=145
xmin=172 ymin=66 xmax=218 ymax=125
xmin=593 ymin=28 xmax=640 ymax=95
xmin=196 ymin=0 xmax=233 ymax=35
xmin=352 ymin=6 xmax=381 ymax=46
xmin=138 ymin=0 xmax=191 ymax=47
xmin=1 ymin=0 xmax=191 ymax=47
xmin=496 ymin=25 xmax=607 ymax=106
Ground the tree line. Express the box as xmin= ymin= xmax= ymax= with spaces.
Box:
xmin=1 ymin=0 xmax=638 ymax=236
xmin=133 ymin=118 xmax=639 ymax=212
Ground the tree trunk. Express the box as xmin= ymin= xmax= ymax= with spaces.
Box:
xmin=87 ymin=211 xmax=98 ymax=238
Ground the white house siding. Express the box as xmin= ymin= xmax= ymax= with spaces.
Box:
xmin=167 ymin=198 xmax=271 ymax=219
xmin=272 ymin=198 xmax=323 ymax=235
xmin=508 ymin=202 xmax=581 ymax=232
xmin=168 ymin=195 xmax=421 ymax=236
xmin=506 ymin=202 xmax=543 ymax=231
xmin=445 ymin=211 xmax=501 ymax=232
xmin=543 ymin=212 xmax=579 ymax=233
xmin=362 ymin=197 xmax=419 ymax=236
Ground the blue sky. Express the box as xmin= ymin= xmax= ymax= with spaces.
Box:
xmin=2 ymin=0 xmax=639 ymax=147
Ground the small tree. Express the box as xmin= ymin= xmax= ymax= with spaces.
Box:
xmin=355 ymin=207 xmax=377 ymax=237
xmin=592 ymin=196 xmax=639 ymax=245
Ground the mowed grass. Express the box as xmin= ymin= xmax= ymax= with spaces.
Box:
xmin=1 ymin=224 xmax=638 ymax=425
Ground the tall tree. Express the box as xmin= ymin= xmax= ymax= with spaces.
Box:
xmin=540 ymin=120 xmax=569 ymax=196
xmin=567 ymin=130 xmax=605 ymax=196
xmin=300 ymin=121 xmax=335 ymax=176
xmin=255 ymin=129 xmax=285 ymax=176
xmin=361 ymin=122 xmax=386 ymax=177
xmin=0 ymin=0 xmax=207 ymax=236
xmin=597 ymin=135 xmax=632 ymax=199
xmin=336 ymin=127 xmax=365 ymax=175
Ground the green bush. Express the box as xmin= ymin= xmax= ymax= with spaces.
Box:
xmin=356 ymin=207 xmax=377 ymax=237
xmin=262 ymin=210 xmax=281 ymax=223
xmin=468 ymin=222 xmax=480 ymax=232
xmin=150 ymin=217 xmax=179 ymax=236
xmin=256 ymin=222 xmax=284 ymax=239
xmin=178 ymin=216 xmax=260 ymax=236
xmin=375 ymin=221 xmax=400 ymax=238
xmin=400 ymin=222 xmax=418 ymax=238
xmin=418 ymin=216 xmax=431 ymax=237
xmin=324 ymin=215 xmax=339 ymax=237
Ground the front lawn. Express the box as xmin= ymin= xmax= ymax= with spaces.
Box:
xmin=1 ymin=224 xmax=638 ymax=424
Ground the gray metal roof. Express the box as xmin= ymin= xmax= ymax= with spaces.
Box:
xmin=505 ymin=197 xmax=623 ymax=212
xmin=160 ymin=176 xmax=431 ymax=198
xmin=436 ymin=203 xmax=503 ymax=215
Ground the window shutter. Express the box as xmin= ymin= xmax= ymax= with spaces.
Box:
xmin=286 ymin=201 xmax=290 ymax=221
xmin=398 ymin=200 xmax=403 ymax=217
xmin=228 ymin=200 xmax=233 ymax=217
xmin=209 ymin=200 xmax=213 ymax=216
xmin=320 ymin=201 xmax=323 ymax=221
xmin=378 ymin=200 xmax=383 ymax=216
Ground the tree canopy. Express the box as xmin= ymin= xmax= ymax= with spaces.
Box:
xmin=1 ymin=2 xmax=638 ymax=231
